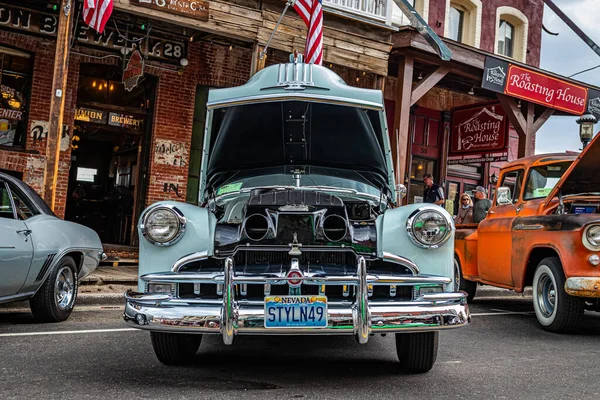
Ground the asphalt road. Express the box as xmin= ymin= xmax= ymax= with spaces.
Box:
xmin=1 ymin=298 xmax=599 ymax=400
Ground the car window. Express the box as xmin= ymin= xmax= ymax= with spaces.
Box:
xmin=7 ymin=182 xmax=39 ymax=220
xmin=0 ymin=182 xmax=15 ymax=219
xmin=499 ymin=169 xmax=524 ymax=204
xmin=524 ymin=162 xmax=573 ymax=200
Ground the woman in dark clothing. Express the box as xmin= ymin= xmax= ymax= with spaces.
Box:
xmin=455 ymin=193 xmax=474 ymax=224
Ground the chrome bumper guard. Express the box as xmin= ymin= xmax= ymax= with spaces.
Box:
xmin=124 ymin=256 xmax=471 ymax=344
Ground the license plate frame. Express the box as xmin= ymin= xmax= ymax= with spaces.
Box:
xmin=264 ymin=295 xmax=328 ymax=328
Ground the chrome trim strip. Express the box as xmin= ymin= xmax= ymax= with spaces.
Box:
xmin=382 ymin=252 xmax=420 ymax=275
xmin=207 ymin=94 xmax=383 ymax=111
xmin=171 ymin=251 xmax=209 ymax=272
xmin=141 ymin=272 xmax=451 ymax=286
xmin=356 ymin=256 xmax=370 ymax=344
xmin=222 ymin=257 xmax=235 ymax=345
xmin=514 ymin=224 xmax=544 ymax=231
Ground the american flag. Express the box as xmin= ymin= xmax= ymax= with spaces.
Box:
xmin=83 ymin=0 xmax=113 ymax=34
xmin=293 ymin=0 xmax=323 ymax=65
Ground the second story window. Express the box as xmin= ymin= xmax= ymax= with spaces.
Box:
xmin=448 ymin=6 xmax=465 ymax=42
xmin=498 ymin=19 xmax=514 ymax=58
xmin=444 ymin=0 xmax=482 ymax=48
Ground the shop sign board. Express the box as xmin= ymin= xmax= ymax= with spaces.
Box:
xmin=122 ymin=49 xmax=144 ymax=92
xmin=449 ymin=102 xmax=509 ymax=157
xmin=75 ymin=107 xmax=108 ymax=124
xmin=108 ymin=112 xmax=144 ymax=130
xmin=0 ymin=3 xmax=187 ymax=64
xmin=132 ymin=0 xmax=209 ymax=21
xmin=482 ymin=56 xmax=596 ymax=117
xmin=447 ymin=154 xmax=508 ymax=165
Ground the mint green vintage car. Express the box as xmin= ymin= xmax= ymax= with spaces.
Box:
xmin=125 ymin=54 xmax=470 ymax=373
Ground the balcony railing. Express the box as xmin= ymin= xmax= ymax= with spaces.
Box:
xmin=322 ymin=0 xmax=393 ymax=26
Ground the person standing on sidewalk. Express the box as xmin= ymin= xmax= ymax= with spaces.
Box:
xmin=455 ymin=193 xmax=474 ymax=224
xmin=423 ymin=174 xmax=445 ymax=206
xmin=472 ymin=186 xmax=492 ymax=223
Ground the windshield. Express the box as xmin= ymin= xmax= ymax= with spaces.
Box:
xmin=524 ymin=161 xmax=573 ymax=200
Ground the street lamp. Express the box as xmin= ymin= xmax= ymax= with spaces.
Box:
xmin=576 ymin=113 xmax=597 ymax=149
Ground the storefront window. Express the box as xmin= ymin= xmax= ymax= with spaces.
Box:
xmin=409 ymin=157 xmax=436 ymax=203
xmin=0 ymin=47 xmax=32 ymax=148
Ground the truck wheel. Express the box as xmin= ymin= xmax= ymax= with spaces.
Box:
xmin=150 ymin=332 xmax=202 ymax=365
xmin=454 ymin=258 xmax=477 ymax=303
xmin=30 ymin=256 xmax=78 ymax=323
xmin=395 ymin=332 xmax=438 ymax=373
xmin=532 ymin=257 xmax=584 ymax=333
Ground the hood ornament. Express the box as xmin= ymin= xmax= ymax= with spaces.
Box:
xmin=288 ymin=232 xmax=302 ymax=256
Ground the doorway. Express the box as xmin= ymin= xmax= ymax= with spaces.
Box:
xmin=65 ymin=64 xmax=156 ymax=246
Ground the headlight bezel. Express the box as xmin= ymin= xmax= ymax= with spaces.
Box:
xmin=582 ymin=224 xmax=600 ymax=251
xmin=406 ymin=206 xmax=454 ymax=249
xmin=140 ymin=204 xmax=186 ymax=246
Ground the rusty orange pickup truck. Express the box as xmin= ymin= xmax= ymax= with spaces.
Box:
xmin=454 ymin=133 xmax=600 ymax=333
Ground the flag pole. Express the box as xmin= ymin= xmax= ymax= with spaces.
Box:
xmin=259 ymin=0 xmax=297 ymax=60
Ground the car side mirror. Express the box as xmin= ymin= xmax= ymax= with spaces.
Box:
xmin=396 ymin=184 xmax=407 ymax=202
xmin=497 ymin=187 xmax=512 ymax=205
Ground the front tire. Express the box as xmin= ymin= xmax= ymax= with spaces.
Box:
xmin=395 ymin=332 xmax=438 ymax=373
xmin=532 ymin=257 xmax=584 ymax=333
xmin=454 ymin=257 xmax=477 ymax=303
xmin=30 ymin=256 xmax=78 ymax=322
xmin=150 ymin=332 xmax=202 ymax=365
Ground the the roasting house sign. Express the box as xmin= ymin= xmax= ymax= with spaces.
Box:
xmin=123 ymin=49 xmax=144 ymax=91
xmin=0 ymin=3 xmax=187 ymax=64
xmin=132 ymin=0 xmax=209 ymax=21
xmin=449 ymin=102 xmax=509 ymax=157
xmin=482 ymin=56 xmax=597 ymax=117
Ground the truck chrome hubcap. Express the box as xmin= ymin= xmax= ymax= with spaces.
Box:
xmin=537 ymin=273 xmax=556 ymax=318
xmin=55 ymin=267 xmax=75 ymax=310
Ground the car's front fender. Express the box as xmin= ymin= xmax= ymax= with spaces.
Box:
xmin=377 ymin=204 xmax=455 ymax=291
xmin=138 ymin=201 xmax=217 ymax=290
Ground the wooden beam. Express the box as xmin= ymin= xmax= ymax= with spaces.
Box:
xmin=410 ymin=66 xmax=449 ymax=106
xmin=43 ymin=0 xmax=73 ymax=209
xmin=524 ymin=102 xmax=535 ymax=157
xmin=392 ymin=55 xmax=414 ymax=195
xmin=497 ymin=94 xmax=527 ymax=137
xmin=532 ymin=107 xmax=555 ymax=133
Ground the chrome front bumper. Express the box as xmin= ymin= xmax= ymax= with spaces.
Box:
xmin=565 ymin=277 xmax=600 ymax=298
xmin=124 ymin=256 xmax=471 ymax=344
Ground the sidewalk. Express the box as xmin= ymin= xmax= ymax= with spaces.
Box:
xmin=75 ymin=265 xmax=533 ymax=306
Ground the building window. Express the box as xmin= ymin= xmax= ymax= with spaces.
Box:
xmin=448 ymin=6 xmax=465 ymax=42
xmin=0 ymin=46 xmax=32 ymax=148
xmin=495 ymin=7 xmax=528 ymax=62
xmin=444 ymin=0 xmax=482 ymax=47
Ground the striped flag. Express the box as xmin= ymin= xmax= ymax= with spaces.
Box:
xmin=83 ymin=0 xmax=113 ymax=34
xmin=293 ymin=0 xmax=323 ymax=65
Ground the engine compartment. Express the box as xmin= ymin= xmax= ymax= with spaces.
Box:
xmin=213 ymin=188 xmax=379 ymax=255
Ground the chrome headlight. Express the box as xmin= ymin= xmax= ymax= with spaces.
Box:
xmin=583 ymin=225 xmax=600 ymax=251
xmin=406 ymin=206 xmax=453 ymax=249
xmin=141 ymin=205 xmax=186 ymax=246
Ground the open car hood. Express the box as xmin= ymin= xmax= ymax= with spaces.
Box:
xmin=200 ymin=58 xmax=396 ymax=202
xmin=544 ymin=131 xmax=600 ymax=206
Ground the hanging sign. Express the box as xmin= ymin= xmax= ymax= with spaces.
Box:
xmin=482 ymin=56 xmax=590 ymax=116
xmin=122 ymin=49 xmax=145 ymax=91
xmin=131 ymin=0 xmax=209 ymax=21
xmin=0 ymin=3 xmax=187 ymax=64
xmin=449 ymin=102 xmax=509 ymax=157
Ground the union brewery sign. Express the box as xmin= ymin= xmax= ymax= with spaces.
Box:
xmin=0 ymin=3 xmax=187 ymax=64
xmin=482 ymin=56 xmax=596 ymax=116
xmin=449 ymin=102 xmax=509 ymax=157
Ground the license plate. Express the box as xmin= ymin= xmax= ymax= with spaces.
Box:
xmin=264 ymin=296 xmax=328 ymax=328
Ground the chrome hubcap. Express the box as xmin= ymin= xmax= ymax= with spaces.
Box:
xmin=55 ymin=266 xmax=75 ymax=310
xmin=537 ymin=272 xmax=556 ymax=318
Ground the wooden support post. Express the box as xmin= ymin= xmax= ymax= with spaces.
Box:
xmin=410 ymin=67 xmax=449 ymax=106
xmin=44 ymin=0 xmax=73 ymax=209
xmin=525 ymin=102 xmax=535 ymax=157
xmin=392 ymin=55 xmax=414 ymax=193
xmin=497 ymin=94 xmax=527 ymax=137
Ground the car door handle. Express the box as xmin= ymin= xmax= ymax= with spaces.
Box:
xmin=17 ymin=230 xmax=32 ymax=236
